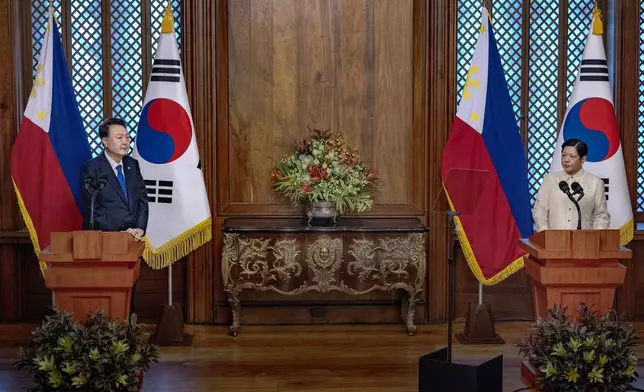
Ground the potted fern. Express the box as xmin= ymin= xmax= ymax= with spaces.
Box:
xmin=517 ymin=303 xmax=638 ymax=392
xmin=14 ymin=308 xmax=159 ymax=392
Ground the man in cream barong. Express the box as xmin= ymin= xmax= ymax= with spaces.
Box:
xmin=533 ymin=138 xmax=610 ymax=231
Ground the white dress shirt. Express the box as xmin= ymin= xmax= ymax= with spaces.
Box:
xmin=104 ymin=151 xmax=126 ymax=187
xmin=532 ymin=168 xmax=610 ymax=231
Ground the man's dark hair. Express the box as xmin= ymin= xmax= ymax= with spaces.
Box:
xmin=98 ymin=117 xmax=127 ymax=139
xmin=562 ymin=138 xmax=588 ymax=159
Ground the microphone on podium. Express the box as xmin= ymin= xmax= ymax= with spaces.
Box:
xmin=89 ymin=175 xmax=109 ymax=230
xmin=571 ymin=181 xmax=584 ymax=201
xmin=559 ymin=180 xmax=582 ymax=230
xmin=84 ymin=177 xmax=96 ymax=192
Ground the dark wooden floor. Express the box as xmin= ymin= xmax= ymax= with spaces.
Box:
xmin=1 ymin=322 xmax=643 ymax=391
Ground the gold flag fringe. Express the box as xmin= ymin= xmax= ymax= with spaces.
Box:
xmin=443 ymin=184 xmax=525 ymax=286
xmin=12 ymin=179 xmax=47 ymax=275
xmin=620 ymin=217 xmax=634 ymax=246
xmin=142 ymin=217 xmax=212 ymax=270
xmin=443 ymin=183 xmax=635 ymax=284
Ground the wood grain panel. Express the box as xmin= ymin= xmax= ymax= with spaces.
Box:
xmin=373 ymin=0 xmax=413 ymax=204
xmin=454 ymin=248 xmax=534 ymax=321
xmin=426 ymin=0 xmax=455 ymax=322
xmin=296 ymin=0 xmax=335 ymax=159
xmin=625 ymin=240 xmax=644 ymax=320
xmin=20 ymin=246 xmax=51 ymax=323
xmin=134 ymin=260 xmax=185 ymax=324
xmin=0 ymin=245 xmax=22 ymax=321
xmin=0 ymin=0 xmax=22 ymax=323
xmin=0 ymin=0 xmax=17 ymax=232
xmin=184 ymin=0 xmax=216 ymax=323
xmin=4 ymin=0 xmax=644 ymax=328
xmin=221 ymin=0 xmax=422 ymax=216
xmin=614 ymin=0 xmax=640 ymax=223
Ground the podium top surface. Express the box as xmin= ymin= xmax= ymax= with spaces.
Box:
xmin=519 ymin=229 xmax=632 ymax=260
xmin=40 ymin=231 xmax=145 ymax=263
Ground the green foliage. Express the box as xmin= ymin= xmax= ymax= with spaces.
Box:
xmin=271 ymin=128 xmax=380 ymax=214
xmin=14 ymin=308 xmax=159 ymax=392
xmin=517 ymin=304 xmax=638 ymax=392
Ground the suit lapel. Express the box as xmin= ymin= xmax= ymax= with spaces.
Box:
xmin=99 ymin=153 xmax=129 ymax=207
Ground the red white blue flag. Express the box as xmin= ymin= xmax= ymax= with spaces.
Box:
xmin=133 ymin=6 xmax=211 ymax=269
xmin=441 ymin=7 xmax=533 ymax=284
xmin=549 ymin=7 xmax=633 ymax=245
xmin=10 ymin=8 xmax=92 ymax=259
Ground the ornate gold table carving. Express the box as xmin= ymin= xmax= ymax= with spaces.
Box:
xmin=221 ymin=218 xmax=428 ymax=336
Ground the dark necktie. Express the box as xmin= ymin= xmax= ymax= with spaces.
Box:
xmin=116 ymin=165 xmax=128 ymax=200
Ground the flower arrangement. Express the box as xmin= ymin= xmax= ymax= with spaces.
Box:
xmin=15 ymin=308 xmax=159 ymax=392
xmin=517 ymin=304 xmax=638 ymax=392
xmin=271 ymin=128 xmax=379 ymax=214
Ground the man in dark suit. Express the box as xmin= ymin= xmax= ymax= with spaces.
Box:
xmin=80 ymin=117 xmax=149 ymax=315
xmin=80 ymin=117 xmax=149 ymax=236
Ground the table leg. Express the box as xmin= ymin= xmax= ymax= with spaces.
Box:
xmin=226 ymin=289 xmax=241 ymax=336
xmin=401 ymin=289 xmax=418 ymax=336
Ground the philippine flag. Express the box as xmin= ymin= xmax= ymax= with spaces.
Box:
xmin=549 ymin=7 xmax=633 ymax=245
xmin=10 ymin=8 xmax=92 ymax=260
xmin=133 ymin=6 xmax=212 ymax=269
xmin=441 ymin=7 xmax=533 ymax=285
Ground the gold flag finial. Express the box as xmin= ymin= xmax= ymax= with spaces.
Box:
xmin=592 ymin=2 xmax=603 ymax=35
xmin=161 ymin=4 xmax=174 ymax=34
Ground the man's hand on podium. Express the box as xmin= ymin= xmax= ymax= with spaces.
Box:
xmin=125 ymin=228 xmax=144 ymax=241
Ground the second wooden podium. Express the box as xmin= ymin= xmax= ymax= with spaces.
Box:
xmin=519 ymin=229 xmax=632 ymax=319
xmin=40 ymin=231 xmax=145 ymax=322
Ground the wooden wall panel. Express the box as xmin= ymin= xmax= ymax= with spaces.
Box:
xmin=0 ymin=0 xmax=21 ymax=323
xmin=220 ymin=0 xmax=423 ymax=216
xmin=614 ymin=0 xmax=640 ymax=220
xmin=20 ymin=246 xmax=49 ymax=324
xmin=210 ymin=0 xmax=428 ymax=324
xmin=2 ymin=0 xmax=644 ymax=327
xmin=454 ymin=249 xmax=534 ymax=321
xmin=183 ymin=0 xmax=216 ymax=323
xmin=0 ymin=0 xmax=17 ymax=232
xmin=425 ymin=0 xmax=455 ymax=322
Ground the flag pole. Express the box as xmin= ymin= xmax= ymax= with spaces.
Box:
xmin=478 ymin=282 xmax=482 ymax=305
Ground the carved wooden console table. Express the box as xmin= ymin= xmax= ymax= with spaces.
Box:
xmin=221 ymin=218 xmax=428 ymax=336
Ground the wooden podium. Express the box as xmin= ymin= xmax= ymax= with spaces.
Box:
xmin=519 ymin=229 xmax=632 ymax=319
xmin=40 ymin=231 xmax=145 ymax=322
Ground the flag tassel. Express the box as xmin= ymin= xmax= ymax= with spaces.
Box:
xmin=142 ymin=218 xmax=212 ymax=270
xmin=592 ymin=5 xmax=603 ymax=35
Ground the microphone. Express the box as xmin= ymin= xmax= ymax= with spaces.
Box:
xmin=89 ymin=176 xmax=109 ymax=230
xmin=84 ymin=177 xmax=96 ymax=193
xmin=559 ymin=180 xmax=582 ymax=230
xmin=571 ymin=182 xmax=584 ymax=201
xmin=558 ymin=180 xmax=571 ymax=195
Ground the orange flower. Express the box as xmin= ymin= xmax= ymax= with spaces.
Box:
xmin=299 ymin=184 xmax=312 ymax=193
